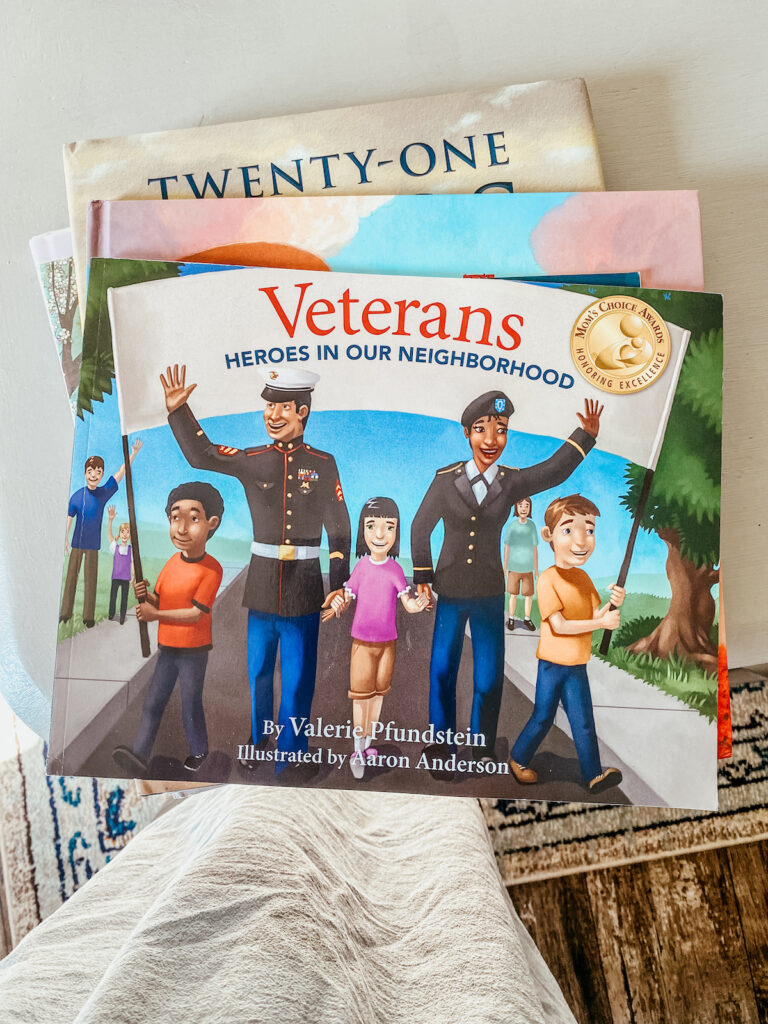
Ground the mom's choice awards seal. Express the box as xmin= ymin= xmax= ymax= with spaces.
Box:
xmin=569 ymin=296 xmax=671 ymax=393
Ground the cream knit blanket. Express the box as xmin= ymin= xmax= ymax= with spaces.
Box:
xmin=0 ymin=786 xmax=574 ymax=1023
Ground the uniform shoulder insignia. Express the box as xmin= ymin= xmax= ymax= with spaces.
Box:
xmin=217 ymin=445 xmax=241 ymax=456
xmin=244 ymin=445 xmax=270 ymax=456
xmin=436 ymin=461 xmax=463 ymax=476
xmin=499 ymin=464 xmax=519 ymax=471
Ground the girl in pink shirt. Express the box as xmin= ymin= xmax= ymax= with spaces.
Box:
xmin=324 ymin=497 xmax=429 ymax=779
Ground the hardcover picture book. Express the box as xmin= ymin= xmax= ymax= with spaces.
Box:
xmin=64 ymin=78 xmax=604 ymax=300
xmin=48 ymin=265 xmax=723 ymax=810
xmin=77 ymin=189 xmax=729 ymax=768
xmin=85 ymin=191 xmax=705 ymax=292
xmin=29 ymin=228 xmax=82 ymax=415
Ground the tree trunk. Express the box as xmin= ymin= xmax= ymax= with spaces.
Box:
xmin=628 ymin=528 xmax=718 ymax=674
xmin=60 ymin=335 xmax=82 ymax=398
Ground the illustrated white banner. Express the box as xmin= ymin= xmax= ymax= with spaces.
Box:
xmin=108 ymin=267 xmax=689 ymax=470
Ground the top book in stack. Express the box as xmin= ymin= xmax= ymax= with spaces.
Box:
xmin=63 ymin=78 xmax=604 ymax=302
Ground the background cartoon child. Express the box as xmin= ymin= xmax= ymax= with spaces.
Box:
xmin=325 ymin=496 xmax=429 ymax=779
xmin=106 ymin=506 xmax=134 ymax=624
xmin=112 ymin=482 xmax=224 ymax=777
xmin=59 ymin=439 xmax=142 ymax=627
xmin=509 ymin=493 xmax=625 ymax=795
xmin=503 ymin=496 xmax=538 ymax=631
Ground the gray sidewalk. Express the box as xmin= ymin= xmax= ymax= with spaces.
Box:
xmin=48 ymin=565 xmax=241 ymax=771
xmin=503 ymin=630 xmax=718 ymax=809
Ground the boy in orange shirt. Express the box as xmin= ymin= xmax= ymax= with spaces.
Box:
xmin=509 ymin=494 xmax=624 ymax=795
xmin=113 ymin=482 xmax=224 ymax=776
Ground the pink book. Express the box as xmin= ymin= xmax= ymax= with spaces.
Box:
xmin=86 ymin=191 xmax=704 ymax=292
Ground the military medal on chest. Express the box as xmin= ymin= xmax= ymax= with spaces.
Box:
xmin=298 ymin=467 xmax=319 ymax=492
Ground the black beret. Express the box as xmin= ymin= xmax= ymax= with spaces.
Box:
xmin=460 ymin=391 xmax=514 ymax=428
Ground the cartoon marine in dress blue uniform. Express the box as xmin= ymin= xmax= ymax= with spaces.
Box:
xmin=161 ymin=364 xmax=351 ymax=775
xmin=411 ymin=391 xmax=603 ymax=763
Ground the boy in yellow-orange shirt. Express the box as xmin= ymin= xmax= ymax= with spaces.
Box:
xmin=509 ymin=494 xmax=624 ymax=795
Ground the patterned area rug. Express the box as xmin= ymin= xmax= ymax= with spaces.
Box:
xmin=0 ymin=696 xmax=160 ymax=949
xmin=482 ymin=667 xmax=768 ymax=885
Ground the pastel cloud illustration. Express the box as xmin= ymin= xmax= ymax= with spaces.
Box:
xmin=91 ymin=195 xmax=392 ymax=267
xmin=531 ymin=192 xmax=704 ymax=291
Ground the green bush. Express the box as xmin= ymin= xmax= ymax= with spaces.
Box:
xmin=609 ymin=614 xmax=664 ymax=649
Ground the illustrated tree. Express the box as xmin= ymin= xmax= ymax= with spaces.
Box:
xmin=48 ymin=259 xmax=81 ymax=396
xmin=77 ymin=258 xmax=183 ymax=418
xmin=621 ymin=326 xmax=722 ymax=674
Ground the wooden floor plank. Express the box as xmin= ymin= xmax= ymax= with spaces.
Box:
xmin=511 ymin=843 xmax=768 ymax=1022
xmin=640 ymin=850 xmax=759 ymax=1024
xmin=508 ymin=873 xmax=612 ymax=1024
xmin=0 ymin=878 xmax=12 ymax=959
xmin=585 ymin=863 xmax=670 ymax=1023
xmin=727 ymin=841 xmax=768 ymax=1021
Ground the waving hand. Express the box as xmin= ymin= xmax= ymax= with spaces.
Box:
xmin=160 ymin=364 xmax=197 ymax=414
xmin=576 ymin=399 xmax=604 ymax=439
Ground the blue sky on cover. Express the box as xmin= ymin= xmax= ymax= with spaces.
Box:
xmin=328 ymin=193 xmax=572 ymax=278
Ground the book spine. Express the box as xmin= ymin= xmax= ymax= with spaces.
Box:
xmin=85 ymin=200 xmax=107 ymax=267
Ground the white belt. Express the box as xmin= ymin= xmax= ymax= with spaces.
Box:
xmin=251 ymin=541 xmax=321 ymax=562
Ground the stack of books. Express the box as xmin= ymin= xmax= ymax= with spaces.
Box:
xmin=32 ymin=78 xmax=727 ymax=811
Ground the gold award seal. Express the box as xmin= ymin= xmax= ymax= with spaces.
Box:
xmin=569 ymin=296 xmax=671 ymax=394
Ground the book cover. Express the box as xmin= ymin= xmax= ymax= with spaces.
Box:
xmin=85 ymin=191 xmax=704 ymax=292
xmin=48 ymin=266 xmax=723 ymax=810
xmin=64 ymin=78 xmax=604 ymax=301
xmin=77 ymin=188 xmax=727 ymax=762
xmin=29 ymin=229 xmax=82 ymax=415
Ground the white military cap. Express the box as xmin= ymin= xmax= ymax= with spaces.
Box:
xmin=260 ymin=367 xmax=320 ymax=393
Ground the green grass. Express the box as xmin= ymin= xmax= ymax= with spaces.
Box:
xmin=594 ymin=644 xmax=717 ymax=721
xmin=57 ymin=552 xmax=168 ymax=642
xmin=590 ymin=598 xmax=717 ymax=721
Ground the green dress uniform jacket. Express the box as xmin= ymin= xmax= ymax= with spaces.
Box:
xmin=411 ymin=427 xmax=595 ymax=599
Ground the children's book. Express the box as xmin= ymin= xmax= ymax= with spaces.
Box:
xmin=76 ymin=187 xmax=728 ymax=766
xmin=29 ymin=229 xmax=82 ymax=416
xmin=64 ymin=78 xmax=604 ymax=301
xmin=79 ymin=186 xmax=730 ymax=764
xmin=48 ymin=265 xmax=723 ymax=810
xmin=86 ymin=192 xmax=704 ymax=293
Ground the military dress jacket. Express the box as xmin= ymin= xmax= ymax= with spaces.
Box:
xmin=411 ymin=427 xmax=595 ymax=600
xmin=169 ymin=404 xmax=351 ymax=617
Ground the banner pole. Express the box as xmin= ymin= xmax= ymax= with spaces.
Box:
xmin=599 ymin=467 xmax=655 ymax=656
xmin=122 ymin=434 xmax=151 ymax=658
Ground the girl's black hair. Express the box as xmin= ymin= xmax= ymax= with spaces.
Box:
xmin=514 ymin=496 xmax=533 ymax=518
xmin=355 ymin=496 xmax=400 ymax=558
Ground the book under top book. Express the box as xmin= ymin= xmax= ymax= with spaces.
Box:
xmin=85 ymin=191 xmax=704 ymax=293
xmin=48 ymin=264 xmax=723 ymax=810
xmin=64 ymin=78 xmax=604 ymax=302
